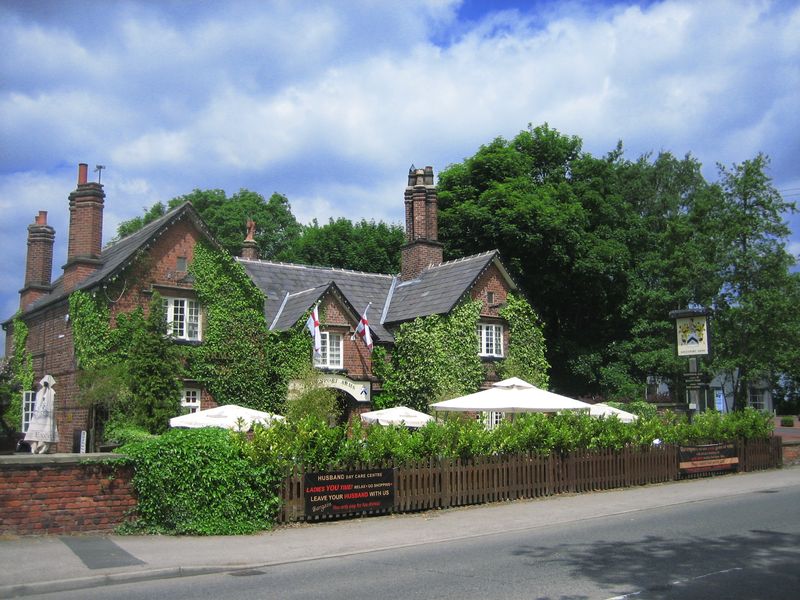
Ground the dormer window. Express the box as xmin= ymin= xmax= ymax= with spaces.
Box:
xmin=477 ymin=323 xmax=503 ymax=357
xmin=163 ymin=297 xmax=201 ymax=341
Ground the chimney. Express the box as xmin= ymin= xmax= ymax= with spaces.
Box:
xmin=63 ymin=163 xmax=105 ymax=292
xmin=241 ymin=217 xmax=259 ymax=260
xmin=19 ymin=211 xmax=56 ymax=310
xmin=400 ymin=165 xmax=442 ymax=281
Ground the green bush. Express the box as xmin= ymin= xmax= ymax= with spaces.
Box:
xmin=780 ymin=416 xmax=794 ymax=427
xmin=121 ymin=428 xmax=283 ymax=535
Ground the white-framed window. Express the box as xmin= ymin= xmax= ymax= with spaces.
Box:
xmin=181 ymin=388 xmax=201 ymax=414
xmin=22 ymin=390 xmax=36 ymax=433
xmin=162 ymin=297 xmax=201 ymax=341
xmin=478 ymin=323 xmax=504 ymax=357
xmin=748 ymin=389 xmax=766 ymax=411
xmin=314 ymin=332 xmax=343 ymax=369
xmin=482 ymin=411 xmax=504 ymax=430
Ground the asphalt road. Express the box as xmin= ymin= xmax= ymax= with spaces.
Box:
xmin=21 ymin=479 xmax=800 ymax=600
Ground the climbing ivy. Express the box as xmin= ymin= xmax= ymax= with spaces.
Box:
xmin=3 ymin=314 xmax=34 ymax=428
xmin=498 ymin=293 xmax=550 ymax=388
xmin=188 ymin=242 xmax=310 ymax=413
xmin=10 ymin=314 xmax=33 ymax=391
xmin=380 ymin=300 xmax=484 ymax=412
xmin=69 ymin=291 xmax=113 ymax=369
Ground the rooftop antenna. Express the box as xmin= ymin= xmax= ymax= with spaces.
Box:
xmin=94 ymin=164 xmax=106 ymax=183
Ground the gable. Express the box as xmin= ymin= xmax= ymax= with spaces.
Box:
xmin=17 ymin=202 xmax=217 ymax=320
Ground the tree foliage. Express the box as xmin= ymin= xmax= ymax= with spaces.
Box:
xmin=280 ymin=217 xmax=405 ymax=274
xmin=438 ymin=123 xmax=799 ymax=404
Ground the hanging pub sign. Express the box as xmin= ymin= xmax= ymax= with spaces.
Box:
xmin=675 ymin=315 xmax=709 ymax=356
xmin=679 ymin=442 xmax=738 ymax=475
xmin=304 ymin=468 xmax=395 ymax=518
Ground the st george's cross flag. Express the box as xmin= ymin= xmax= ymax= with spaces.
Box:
xmin=354 ymin=304 xmax=373 ymax=351
xmin=305 ymin=304 xmax=322 ymax=356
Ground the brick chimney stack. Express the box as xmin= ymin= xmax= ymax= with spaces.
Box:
xmin=63 ymin=163 xmax=105 ymax=292
xmin=19 ymin=211 xmax=56 ymax=310
xmin=241 ymin=217 xmax=259 ymax=260
xmin=400 ymin=165 xmax=442 ymax=281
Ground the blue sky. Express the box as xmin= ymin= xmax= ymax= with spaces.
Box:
xmin=2 ymin=0 xmax=799 ymax=348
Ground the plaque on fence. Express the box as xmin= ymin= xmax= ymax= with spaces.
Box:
xmin=679 ymin=442 xmax=738 ymax=474
xmin=304 ymin=468 xmax=395 ymax=517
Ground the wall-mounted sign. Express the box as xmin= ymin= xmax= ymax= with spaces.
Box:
xmin=675 ymin=316 xmax=709 ymax=356
xmin=679 ymin=442 xmax=738 ymax=475
xmin=304 ymin=468 xmax=395 ymax=517
xmin=289 ymin=375 xmax=371 ymax=403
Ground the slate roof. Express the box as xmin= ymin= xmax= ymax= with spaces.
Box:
xmin=238 ymin=250 xmax=516 ymax=344
xmin=387 ymin=251 xmax=512 ymax=323
xmin=238 ymin=259 xmax=395 ymax=340
xmin=19 ymin=202 xmax=214 ymax=318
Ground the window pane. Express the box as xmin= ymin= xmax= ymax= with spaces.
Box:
xmin=329 ymin=333 xmax=342 ymax=368
xmin=314 ymin=332 xmax=329 ymax=367
xmin=181 ymin=388 xmax=200 ymax=414
xmin=173 ymin=299 xmax=185 ymax=337
xmin=187 ymin=300 xmax=200 ymax=340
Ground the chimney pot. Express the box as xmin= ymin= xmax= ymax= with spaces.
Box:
xmin=78 ymin=163 xmax=88 ymax=185
xmin=36 ymin=210 xmax=48 ymax=225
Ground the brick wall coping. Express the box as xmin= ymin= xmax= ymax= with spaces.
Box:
xmin=0 ymin=453 xmax=126 ymax=466
xmin=782 ymin=439 xmax=800 ymax=447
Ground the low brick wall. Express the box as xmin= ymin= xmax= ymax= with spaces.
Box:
xmin=0 ymin=454 xmax=135 ymax=535
xmin=783 ymin=440 xmax=800 ymax=466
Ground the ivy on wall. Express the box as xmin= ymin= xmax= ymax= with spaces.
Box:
xmin=378 ymin=300 xmax=484 ymax=412
xmin=2 ymin=314 xmax=34 ymax=428
xmin=498 ymin=292 xmax=550 ymax=388
xmin=188 ymin=242 xmax=311 ymax=413
xmin=11 ymin=314 xmax=33 ymax=391
xmin=69 ymin=291 xmax=113 ymax=369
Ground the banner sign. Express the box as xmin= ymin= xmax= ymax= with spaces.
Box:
xmin=679 ymin=442 xmax=738 ymax=474
xmin=304 ymin=468 xmax=395 ymax=517
xmin=675 ymin=316 xmax=709 ymax=356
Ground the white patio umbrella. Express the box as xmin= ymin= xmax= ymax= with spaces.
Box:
xmin=588 ymin=403 xmax=638 ymax=423
xmin=170 ymin=404 xmax=285 ymax=431
xmin=360 ymin=406 xmax=434 ymax=428
xmin=430 ymin=377 xmax=592 ymax=414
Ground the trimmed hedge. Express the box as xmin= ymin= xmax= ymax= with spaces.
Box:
xmin=120 ymin=407 xmax=774 ymax=535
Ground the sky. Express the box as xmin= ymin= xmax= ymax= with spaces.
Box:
xmin=2 ymin=0 xmax=799 ymax=349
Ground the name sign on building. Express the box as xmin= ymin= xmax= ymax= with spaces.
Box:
xmin=679 ymin=442 xmax=738 ymax=475
xmin=288 ymin=374 xmax=371 ymax=403
xmin=675 ymin=315 xmax=709 ymax=356
xmin=304 ymin=468 xmax=395 ymax=518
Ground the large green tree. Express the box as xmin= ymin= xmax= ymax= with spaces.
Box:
xmin=438 ymin=124 xmax=634 ymax=396
xmin=280 ymin=217 xmax=405 ymax=274
xmin=117 ymin=189 xmax=302 ymax=260
xmin=706 ymin=154 xmax=799 ymax=409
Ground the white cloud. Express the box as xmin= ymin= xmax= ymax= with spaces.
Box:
xmin=1 ymin=0 xmax=799 ymax=345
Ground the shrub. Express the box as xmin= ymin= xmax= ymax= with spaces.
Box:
xmin=121 ymin=428 xmax=283 ymax=535
xmin=780 ymin=416 xmax=795 ymax=427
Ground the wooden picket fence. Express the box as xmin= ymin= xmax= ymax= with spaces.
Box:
xmin=278 ymin=437 xmax=783 ymax=523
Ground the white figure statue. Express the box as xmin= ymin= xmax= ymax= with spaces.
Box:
xmin=24 ymin=374 xmax=59 ymax=454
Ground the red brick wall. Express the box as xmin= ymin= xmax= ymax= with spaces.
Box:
xmin=108 ymin=216 xmax=203 ymax=321
xmin=0 ymin=457 xmax=136 ymax=535
xmin=783 ymin=441 xmax=800 ymax=466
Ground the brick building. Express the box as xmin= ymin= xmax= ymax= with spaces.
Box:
xmin=3 ymin=164 xmax=518 ymax=451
